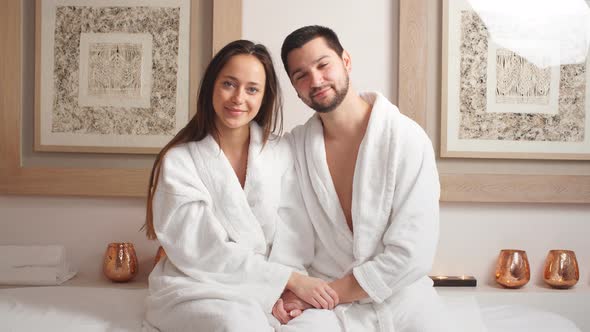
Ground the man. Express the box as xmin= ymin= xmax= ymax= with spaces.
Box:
xmin=269 ymin=25 xmax=452 ymax=331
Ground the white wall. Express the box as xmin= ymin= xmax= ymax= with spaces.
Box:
xmin=1 ymin=0 xmax=588 ymax=296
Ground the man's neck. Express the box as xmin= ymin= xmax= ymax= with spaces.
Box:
xmin=318 ymin=89 xmax=371 ymax=140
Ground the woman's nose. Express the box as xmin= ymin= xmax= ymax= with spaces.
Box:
xmin=231 ymin=88 xmax=245 ymax=104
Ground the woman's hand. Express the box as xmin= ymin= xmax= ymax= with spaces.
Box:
xmin=286 ymin=272 xmax=340 ymax=309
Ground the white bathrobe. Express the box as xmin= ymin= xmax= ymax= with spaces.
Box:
xmin=270 ymin=92 xmax=451 ymax=332
xmin=144 ymin=123 xmax=301 ymax=332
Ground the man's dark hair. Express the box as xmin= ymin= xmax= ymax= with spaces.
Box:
xmin=281 ymin=25 xmax=344 ymax=75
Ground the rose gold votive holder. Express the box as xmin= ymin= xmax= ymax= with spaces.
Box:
xmin=495 ymin=249 xmax=530 ymax=289
xmin=543 ymin=249 xmax=579 ymax=289
xmin=103 ymin=242 xmax=138 ymax=282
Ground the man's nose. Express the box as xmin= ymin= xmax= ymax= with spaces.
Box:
xmin=310 ymin=69 xmax=324 ymax=87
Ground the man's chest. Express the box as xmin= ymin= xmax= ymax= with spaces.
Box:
xmin=325 ymin=141 xmax=360 ymax=230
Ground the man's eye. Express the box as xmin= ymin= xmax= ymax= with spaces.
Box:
xmin=294 ymin=73 xmax=307 ymax=81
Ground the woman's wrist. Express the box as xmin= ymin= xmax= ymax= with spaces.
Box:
xmin=286 ymin=272 xmax=301 ymax=290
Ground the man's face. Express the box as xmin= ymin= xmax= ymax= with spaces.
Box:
xmin=286 ymin=37 xmax=350 ymax=113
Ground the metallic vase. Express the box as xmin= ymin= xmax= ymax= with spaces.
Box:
xmin=103 ymin=242 xmax=138 ymax=282
xmin=543 ymin=249 xmax=579 ymax=289
xmin=495 ymin=249 xmax=530 ymax=288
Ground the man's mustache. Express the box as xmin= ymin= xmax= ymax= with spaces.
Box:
xmin=310 ymin=84 xmax=333 ymax=96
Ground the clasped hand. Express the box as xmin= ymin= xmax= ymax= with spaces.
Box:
xmin=273 ymin=274 xmax=339 ymax=324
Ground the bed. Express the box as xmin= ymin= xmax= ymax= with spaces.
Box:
xmin=0 ymin=285 xmax=583 ymax=331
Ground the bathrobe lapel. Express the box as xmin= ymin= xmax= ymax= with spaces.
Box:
xmin=305 ymin=117 xmax=354 ymax=244
xmin=303 ymin=93 xmax=397 ymax=261
xmin=191 ymin=123 xmax=267 ymax=254
xmin=351 ymin=92 xmax=397 ymax=259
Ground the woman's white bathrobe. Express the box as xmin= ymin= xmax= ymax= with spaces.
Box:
xmin=270 ymin=92 xmax=452 ymax=332
xmin=144 ymin=123 xmax=301 ymax=332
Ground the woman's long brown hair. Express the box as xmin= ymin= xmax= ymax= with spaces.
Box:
xmin=143 ymin=40 xmax=283 ymax=240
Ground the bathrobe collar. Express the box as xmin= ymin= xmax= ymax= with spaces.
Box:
xmin=303 ymin=92 xmax=397 ymax=259
xmin=191 ymin=122 xmax=268 ymax=253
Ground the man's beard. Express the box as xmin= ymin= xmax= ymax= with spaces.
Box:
xmin=306 ymin=75 xmax=349 ymax=113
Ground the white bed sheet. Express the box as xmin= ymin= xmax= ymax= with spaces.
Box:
xmin=481 ymin=304 xmax=582 ymax=332
xmin=0 ymin=286 xmax=582 ymax=332
xmin=0 ymin=286 xmax=145 ymax=332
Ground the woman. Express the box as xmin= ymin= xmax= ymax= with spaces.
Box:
xmin=142 ymin=40 xmax=339 ymax=331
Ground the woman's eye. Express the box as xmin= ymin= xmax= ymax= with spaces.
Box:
xmin=222 ymin=81 xmax=234 ymax=88
xmin=247 ymin=87 xmax=259 ymax=94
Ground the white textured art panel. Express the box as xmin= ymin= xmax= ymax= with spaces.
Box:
xmin=486 ymin=38 xmax=560 ymax=115
xmin=78 ymin=33 xmax=153 ymax=108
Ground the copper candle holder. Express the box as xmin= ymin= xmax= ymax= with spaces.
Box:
xmin=103 ymin=242 xmax=138 ymax=282
xmin=543 ymin=249 xmax=579 ymax=289
xmin=495 ymin=249 xmax=530 ymax=288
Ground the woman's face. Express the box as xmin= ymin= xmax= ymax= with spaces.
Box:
xmin=212 ymin=54 xmax=266 ymax=134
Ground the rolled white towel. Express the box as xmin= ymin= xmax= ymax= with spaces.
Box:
xmin=0 ymin=245 xmax=77 ymax=285
xmin=0 ymin=245 xmax=66 ymax=267
xmin=0 ymin=265 xmax=77 ymax=286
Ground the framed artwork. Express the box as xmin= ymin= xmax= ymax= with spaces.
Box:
xmin=35 ymin=0 xmax=190 ymax=154
xmin=398 ymin=0 xmax=589 ymax=203
xmin=441 ymin=0 xmax=590 ymax=160
xmin=0 ymin=0 xmax=241 ymax=197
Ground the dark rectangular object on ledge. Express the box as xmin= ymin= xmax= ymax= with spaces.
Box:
xmin=430 ymin=275 xmax=477 ymax=287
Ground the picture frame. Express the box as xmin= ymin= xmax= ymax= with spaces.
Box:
xmin=35 ymin=0 xmax=191 ymax=154
xmin=0 ymin=0 xmax=241 ymax=196
xmin=399 ymin=0 xmax=590 ymax=203
xmin=441 ymin=0 xmax=590 ymax=160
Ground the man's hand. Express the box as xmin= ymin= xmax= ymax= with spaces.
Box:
xmin=281 ymin=290 xmax=311 ymax=314
xmin=272 ymin=299 xmax=291 ymax=324
xmin=272 ymin=291 xmax=313 ymax=324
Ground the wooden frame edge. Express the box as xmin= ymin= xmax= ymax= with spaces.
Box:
xmin=398 ymin=0 xmax=428 ymax=128
xmin=213 ymin=0 xmax=242 ymax=56
xmin=399 ymin=0 xmax=590 ymax=203
xmin=440 ymin=0 xmax=450 ymax=160
xmin=441 ymin=174 xmax=590 ymax=203
xmin=0 ymin=0 xmax=243 ymax=197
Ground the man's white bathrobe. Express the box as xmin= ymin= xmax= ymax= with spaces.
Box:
xmin=144 ymin=123 xmax=304 ymax=332
xmin=270 ymin=92 xmax=452 ymax=332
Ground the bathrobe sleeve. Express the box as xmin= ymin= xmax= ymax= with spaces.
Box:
xmin=153 ymin=145 xmax=293 ymax=312
xmin=353 ymin=127 xmax=440 ymax=304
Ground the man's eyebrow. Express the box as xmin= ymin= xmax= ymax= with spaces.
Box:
xmin=290 ymin=55 xmax=330 ymax=77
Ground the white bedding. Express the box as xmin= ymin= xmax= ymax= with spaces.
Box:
xmin=0 ymin=286 xmax=145 ymax=332
xmin=0 ymin=286 xmax=582 ymax=332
